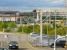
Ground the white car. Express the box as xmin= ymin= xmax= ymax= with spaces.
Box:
xmin=29 ymin=32 xmax=55 ymax=47
xmin=31 ymin=35 xmax=55 ymax=47
xmin=32 ymin=36 xmax=49 ymax=46
xmin=29 ymin=32 xmax=40 ymax=41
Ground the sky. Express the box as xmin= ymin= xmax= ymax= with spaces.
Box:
xmin=0 ymin=0 xmax=64 ymax=11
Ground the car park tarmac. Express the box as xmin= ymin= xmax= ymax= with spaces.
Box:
xmin=0 ymin=33 xmax=66 ymax=50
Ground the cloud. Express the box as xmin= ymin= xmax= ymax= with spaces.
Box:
xmin=49 ymin=0 xmax=64 ymax=3
xmin=0 ymin=0 xmax=64 ymax=10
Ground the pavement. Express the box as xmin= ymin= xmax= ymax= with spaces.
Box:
xmin=0 ymin=32 xmax=66 ymax=50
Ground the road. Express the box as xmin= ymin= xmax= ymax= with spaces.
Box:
xmin=0 ymin=33 xmax=66 ymax=50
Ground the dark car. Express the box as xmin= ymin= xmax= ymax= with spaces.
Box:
xmin=8 ymin=41 xmax=18 ymax=49
xmin=50 ymin=40 xmax=66 ymax=48
xmin=0 ymin=48 xmax=8 ymax=50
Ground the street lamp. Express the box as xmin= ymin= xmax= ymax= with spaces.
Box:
xmin=39 ymin=9 xmax=43 ymax=46
xmin=55 ymin=10 xmax=57 ymax=40
xmin=32 ymin=12 xmax=35 ymax=32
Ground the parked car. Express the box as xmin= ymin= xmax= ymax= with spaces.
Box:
xmin=0 ymin=48 xmax=8 ymax=50
xmin=8 ymin=41 xmax=19 ymax=49
xmin=29 ymin=32 xmax=56 ymax=47
xmin=30 ymin=32 xmax=39 ymax=36
xmin=32 ymin=35 xmax=50 ymax=47
xmin=29 ymin=32 xmax=46 ymax=40
xmin=50 ymin=40 xmax=66 ymax=48
xmin=29 ymin=32 xmax=40 ymax=41
xmin=32 ymin=35 xmax=53 ymax=46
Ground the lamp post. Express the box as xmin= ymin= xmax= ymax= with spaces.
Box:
xmin=40 ymin=9 xmax=43 ymax=46
xmin=55 ymin=10 xmax=57 ymax=39
xmin=46 ymin=11 xmax=50 ymax=46
xmin=33 ymin=12 xmax=35 ymax=32
xmin=53 ymin=10 xmax=57 ymax=50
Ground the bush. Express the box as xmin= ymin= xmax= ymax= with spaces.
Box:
xmin=17 ymin=26 xmax=22 ymax=32
xmin=34 ymin=25 xmax=40 ymax=33
xmin=0 ymin=22 xmax=16 ymax=32
xmin=7 ymin=22 xmax=16 ymax=28
xmin=4 ymin=29 xmax=11 ymax=32
xmin=23 ymin=25 xmax=33 ymax=33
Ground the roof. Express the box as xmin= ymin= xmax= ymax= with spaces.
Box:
xmin=19 ymin=12 xmax=33 ymax=16
xmin=0 ymin=11 xmax=18 ymax=14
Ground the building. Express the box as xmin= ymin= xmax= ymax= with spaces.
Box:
xmin=0 ymin=8 xmax=67 ymax=25
xmin=33 ymin=8 xmax=67 ymax=26
xmin=0 ymin=11 xmax=33 ymax=24
xmin=0 ymin=11 xmax=18 ymax=22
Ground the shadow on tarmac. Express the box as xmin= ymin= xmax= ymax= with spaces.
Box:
xmin=9 ymin=48 xmax=28 ymax=50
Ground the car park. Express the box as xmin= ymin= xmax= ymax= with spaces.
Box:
xmin=29 ymin=33 xmax=67 ymax=47
xmin=8 ymin=41 xmax=18 ymax=49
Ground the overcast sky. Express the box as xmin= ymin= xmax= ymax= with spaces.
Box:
xmin=0 ymin=0 xmax=64 ymax=11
